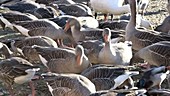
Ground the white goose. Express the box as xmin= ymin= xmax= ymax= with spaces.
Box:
xmin=98 ymin=28 xmax=132 ymax=65
xmin=90 ymin=0 xmax=130 ymax=20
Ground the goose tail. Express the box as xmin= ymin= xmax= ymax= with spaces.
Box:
xmin=0 ymin=16 xmax=13 ymax=30
xmin=13 ymin=24 xmax=30 ymax=36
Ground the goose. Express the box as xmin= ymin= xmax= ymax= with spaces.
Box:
xmin=99 ymin=20 xmax=129 ymax=30
xmin=64 ymin=18 xmax=124 ymax=45
xmin=0 ymin=42 xmax=15 ymax=59
xmin=155 ymin=16 xmax=170 ymax=33
xmin=10 ymin=36 xmax=58 ymax=63
xmin=125 ymin=0 xmax=170 ymax=51
xmin=8 ymin=19 xmax=69 ymax=47
xmin=90 ymin=89 xmax=147 ymax=96
xmin=50 ymin=3 xmax=93 ymax=17
xmin=120 ymin=13 xmax=153 ymax=30
xmin=41 ymin=73 xmax=96 ymax=96
xmin=0 ymin=11 xmax=38 ymax=30
xmin=22 ymin=45 xmax=91 ymax=73
xmin=49 ymin=15 xmax=99 ymax=29
xmin=98 ymin=28 xmax=132 ymax=65
xmin=147 ymin=89 xmax=170 ymax=96
xmin=124 ymin=0 xmax=150 ymax=16
xmin=1 ymin=0 xmax=41 ymax=13
xmin=137 ymin=66 xmax=170 ymax=90
xmin=35 ymin=0 xmax=75 ymax=5
xmin=137 ymin=0 xmax=150 ymax=16
xmin=90 ymin=0 xmax=130 ymax=20
xmin=52 ymin=0 xmax=76 ymax=4
xmin=80 ymin=28 xmax=131 ymax=65
xmin=25 ymin=6 xmax=59 ymax=19
xmin=0 ymin=57 xmax=40 ymax=96
xmin=81 ymin=64 xmax=139 ymax=91
xmin=130 ymin=41 xmax=170 ymax=67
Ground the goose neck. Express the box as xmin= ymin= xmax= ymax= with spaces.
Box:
xmin=129 ymin=0 xmax=137 ymax=27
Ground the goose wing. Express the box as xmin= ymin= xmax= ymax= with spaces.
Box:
xmin=13 ymin=20 xmax=56 ymax=30
xmin=134 ymin=31 xmax=170 ymax=48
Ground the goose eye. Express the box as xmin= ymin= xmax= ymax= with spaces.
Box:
xmin=127 ymin=43 xmax=132 ymax=46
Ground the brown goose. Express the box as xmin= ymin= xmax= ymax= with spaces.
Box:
xmin=11 ymin=19 xmax=69 ymax=46
xmin=147 ymin=89 xmax=170 ymax=96
xmin=41 ymin=73 xmax=96 ymax=96
xmin=10 ymin=36 xmax=58 ymax=63
xmin=1 ymin=0 xmax=41 ymax=13
xmin=130 ymin=41 xmax=170 ymax=67
xmin=99 ymin=20 xmax=129 ymax=30
xmin=90 ymin=89 xmax=147 ymax=96
xmin=81 ymin=64 xmax=139 ymax=91
xmin=0 ymin=57 xmax=40 ymax=96
xmin=64 ymin=18 xmax=124 ymax=45
xmin=155 ymin=16 xmax=170 ymax=33
xmin=0 ymin=11 xmax=38 ymax=30
xmin=125 ymin=0 xmax=170 ymax=51
xmin=22 ymin=45 xmax=91 ymax=73
xmin=137 ymin=66 xmax=170 ymax=90
xmin=0 ymin=42 xmax=15 ymax=59
xmin=50 ymin=3 xmax=93 ymax=17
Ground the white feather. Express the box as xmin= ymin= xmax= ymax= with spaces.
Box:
xmin=90 ymin=0 xmax=130 ymax=15
xmin=14 ymin=68 xmax=39 ymax=84
xmin=0 ymin=42 xmax=4 ymax=49
xmin=0 ymin=16 xmax=13 ymax=29
xmin=111 ymin=74 xmax=130 ymax=89
xmin=38 ymin=54 xmax=48 ymax=67
xmin=13 ymin=25 xmax=29 ymax=36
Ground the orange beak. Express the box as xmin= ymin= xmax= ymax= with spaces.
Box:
xmin=166 ymin=66 xmax=170 ymax=70
xmin=104 ymin=34 xmax=109 ymax=43
xmin=64 ymin=22 xmax=70 ymax=32
xmin=76 ymin=55 xmax=82 ymax=66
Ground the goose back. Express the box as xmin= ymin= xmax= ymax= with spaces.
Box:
xmin=0 ymin=57 xmax=39 ymax=85
xmin=81 ymin=65 xmax=134 ymax=90
xmin=155 ymin=16 xmax=170 ymax=33
xmin=1 ymin=0 xmax=41 ymax=13
xmin=23 ymin=45 xmax=91 ymax=73
xmin=42 ymin=73 xmax=96 ymax=96
xmin=126 ymin=0 xmax=170 ymax=51
xmin=132 ymin=41 xmax=170 ymax=66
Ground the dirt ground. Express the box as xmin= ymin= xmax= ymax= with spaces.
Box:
xmin=0 ymin=0 xmax=169 ymax=96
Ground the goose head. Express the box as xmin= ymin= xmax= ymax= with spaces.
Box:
xmin=64 ymin=17 xmax=81 ymax=32
xmin=102 ymin=28 xmax=111 ymax=43
xmin=75 ymin=45 xmax=91 ymax=67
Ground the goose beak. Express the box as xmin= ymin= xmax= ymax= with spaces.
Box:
xmin=64 ymin=22 xmax=70 ymax=32
xmin=166 ymin=66 xmax=170 ymax=70
xmin=76 ymin=55 xmax=82 ymax=66
xmin=104 ymin=34 xmax=109 ymax=43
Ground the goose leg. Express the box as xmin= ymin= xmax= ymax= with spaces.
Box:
xmin=7 ymin=85 xmax=14 ymax=96
xmin=95 ymin=12 xmax=97 ymax=19
xmin=110 ymin=14 xmax=113 ymax=21
xmin=104 ymin=14 xmax=108 ymax=21
xmin=29 ymin=81 xmax=36 ymax=96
